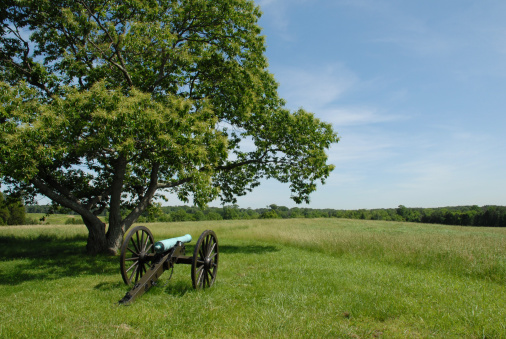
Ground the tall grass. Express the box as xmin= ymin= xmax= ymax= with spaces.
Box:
xmin=1 ymin=219 xmax=505 ymax=338
xmin=215 ymin=218 xmax=506 ymax=283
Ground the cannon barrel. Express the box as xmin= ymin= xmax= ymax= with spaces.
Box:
xmin=154 ymin=234 xmax=192 ymax=253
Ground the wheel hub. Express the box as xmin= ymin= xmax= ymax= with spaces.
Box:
xmin=139 ymin=251 xmax=146 ymax=261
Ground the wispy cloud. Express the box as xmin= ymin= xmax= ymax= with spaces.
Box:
xmin=334 ymin=0 xmax=393 ymax=14
xmin=323 ymin=107 xmax=406 ymax=127
xmin=334 ymin=0 xmax=458 ymax=57
xmin=273 ymin=62 xmax=409 ymax=183
xmin=257 ymin=0 xmax=290 ymax=33
xmin=274 ymin=63 xmax=358 ymax=111
xmin=256 ymin=0 xmax=313 ymax=40
xmin=374 ymin=34 xmax=456 ymax=57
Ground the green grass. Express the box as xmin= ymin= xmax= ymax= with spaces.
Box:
xmin=24 ymin=213 xmax=106 ymax=225
xmin=1 ymin=219 xmax=505 ymax=338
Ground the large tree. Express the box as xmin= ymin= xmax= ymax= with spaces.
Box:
xmin=0 ymin=0 xmax=339 ymax=254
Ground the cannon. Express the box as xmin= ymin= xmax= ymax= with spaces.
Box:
xmin=118 ymin=226 xmax=218 ymax=305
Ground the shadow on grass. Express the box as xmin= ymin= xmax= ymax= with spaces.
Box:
xmin=0 ymin=234 xmax=118 ymax=286
xmin=94 ymin=281 xmax=124 ymax=291
xmin=112 ymin=245 xmax=279 ymax=300
xmin=162 ymin=280 xmax=194 ymax=297
xmin=0 ymin=233 xmax=280 ymax=288
xmin=213 ymin=245 xmax=279 ymax=254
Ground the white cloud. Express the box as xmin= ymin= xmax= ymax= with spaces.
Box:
xmin=274 ymin=63 xmax=358 ymax=111
xmin=256 ymin=0 xmax=315 ymax=40
xmin=329 ymin=131 xmax=397 ymax=164
xmin=391 ymin=160 xmax=454 ymax=189
xmin=257 ymin=0 xmax=276 ymax=5
xmin=273 ymin=63 xmax=409 ymax=128
xmin=374 ymin=34 xmax=455 ymax=57
xmin=323 ymin=107 xmax=406 ymax=127
xmin=334 ymin=0 xmax=393 ymax=14
xmin=333 ymin=0 xmax=459 ymax=57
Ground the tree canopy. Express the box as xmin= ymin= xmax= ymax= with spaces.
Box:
xmin=0 ymin=0 xmax=339 ymax=254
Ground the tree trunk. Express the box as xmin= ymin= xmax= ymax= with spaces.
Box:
xmin=106 ymin=219 xmax=126 ymax=255
xmin=83 ymin=218 xmax=130 ymax=255
xmin=84 ymin=219 xmax=109 ymax=255
xmin=104 ymin=156 xmax=128 ymax=254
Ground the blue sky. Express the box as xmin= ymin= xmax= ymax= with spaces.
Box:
xmin=23 ymin=0 xmax=505 ymax=210
xmin=218 ymin=0 xmax=506 ymax=209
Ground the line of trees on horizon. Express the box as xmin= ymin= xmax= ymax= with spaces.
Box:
xmin=23 ymin=203 xmax=506 ymax=227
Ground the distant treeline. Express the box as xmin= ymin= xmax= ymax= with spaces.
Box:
xmin=0 ymin=192 xmax=25 ymax=225
xmin=25 ymin=203 xmax=506 ymax=227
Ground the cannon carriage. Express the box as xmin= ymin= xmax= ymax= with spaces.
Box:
xmin=118 ymin=226 xmax=218 ymax=305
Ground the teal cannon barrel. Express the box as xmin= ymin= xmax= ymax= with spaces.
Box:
xmin=154 ymin=234 xmax=192 ymax=253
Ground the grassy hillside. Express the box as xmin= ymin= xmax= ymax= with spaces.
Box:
xmin=1 ymin=219 xmax=505 ymax=338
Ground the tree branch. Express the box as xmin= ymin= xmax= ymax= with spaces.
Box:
xmin=30 ymin=177 xmax=98 ymax=223
xmin=2 ymin=58 xmax=52 ymax=96
xmin=78 ymin=0 xmax=133 ymax=87
xmin=156 ymin=153 xmax=270 ymax=190
xmin=123 ymin=162 xmax=160 ymax=228
xmin=84 ymin=187 xmax=112 ymax=211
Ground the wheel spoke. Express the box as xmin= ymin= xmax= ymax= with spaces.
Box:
xmin=205 ymin=235 xmax=211 ymax=253
xmin=127 ymin=245 xmax=138 ymax=256
xmin=142 ymin=235 xmax=151 ymax=252
xmin=129 ymin=264 xmax=138 ymax=282
xmin=197 ymin=266 xmax=204 ymax=287
xmin=135 ymin=264 xmax=141 ymax=282
xmin=125 ymin=256 xmax=139 ymax=262
xmin=126 ymin=261 xmax=138 ymax=273
xmin=206 ymin=242 xmax=216 ymax=257
xmin=204 ymin=268 xmax=210 ymax=287
xmin=130 ymin=237 xmax=140 ymax=254
xmin=145 ymin=243 xmax=153 ymax=253
xmin=135 ymin=233 xmax=142 ymax=254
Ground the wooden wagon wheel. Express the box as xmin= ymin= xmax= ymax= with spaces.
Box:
xmin=120 ymin=226 xmax=155 ymax=285
xmin=191 ymin=230 xmax=219 ymax=289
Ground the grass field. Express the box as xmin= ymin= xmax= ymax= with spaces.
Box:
xmin=25 ymin=213 xmax=106 ymax=225
xmin=0 ymin=219 xmax=505 ymax=338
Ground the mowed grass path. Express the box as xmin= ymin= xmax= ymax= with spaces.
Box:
xmin=0 ymin=219 xmax=505 ymax=338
